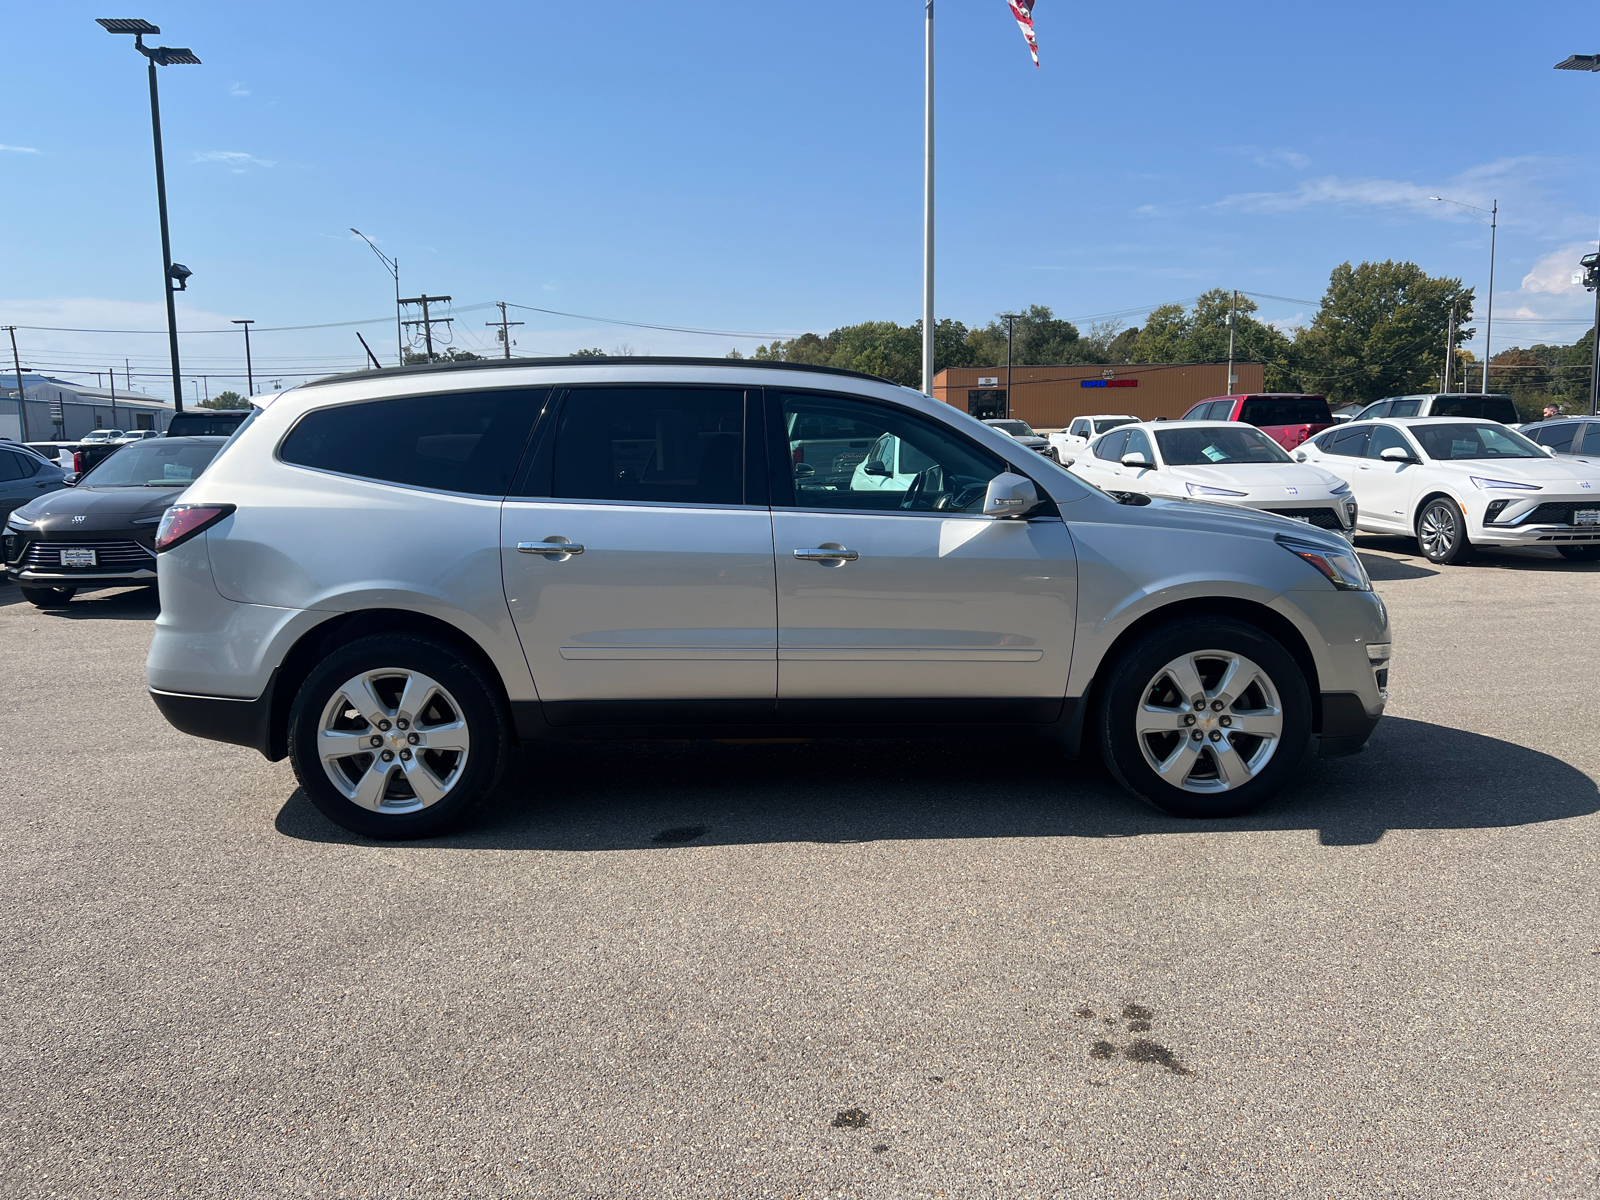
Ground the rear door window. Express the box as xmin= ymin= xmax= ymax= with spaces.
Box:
xmin=1238 ymin=397 xmax=1332 ymax=426
xmin=1577 ymin=422 xmax=1600 ymax=454
xmin=280 ymin=389 xmax=543 ymax=496
xmin=0 ymin=450 xmax=26 ymax=482
xmin=551 ymin=387 xmax=747 ymax=506
xmin=1207 ymin=400 xmax=1237 ymax=420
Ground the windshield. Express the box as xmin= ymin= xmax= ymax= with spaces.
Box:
xmin=1411 ymin=422 xmax=1544 ymax=461
xmin=77 ymin=440 xmax=222 ymax=486
xmin=1155 ymin=427 xmax=1292 ymax=466
xmin=1238 ymin=397 xmax=1332 ymax=426
xmin=989 ymin=419 xmax=1035 ymax=436
xmin=1093 ymin=417 xmax=1138 ymax=434
xmin=1429 ymin=396 xmax=1518 ymax=423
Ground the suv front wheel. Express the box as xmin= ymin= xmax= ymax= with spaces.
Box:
xmin=1097 ymin=617 xmax=1312 ymax=818
xmin=288 ymin=634 xmax=509 ymax=839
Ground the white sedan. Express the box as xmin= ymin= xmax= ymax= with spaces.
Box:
xmin=1067 ymin=421 xmax=1358 ymax=536
xmin=1296 ymin=416 xmax=1600 ymax=565
xmin=1047 ymin=413 xmax=1139 ymax=462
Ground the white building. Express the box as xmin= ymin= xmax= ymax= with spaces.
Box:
xmin=0 ymin=373 xmax=175 ymax=442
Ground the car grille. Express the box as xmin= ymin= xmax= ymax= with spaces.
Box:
xmin=22 ymin=540 xmax=155 ymax=569
xmin=1517 ymin=502 xmax=1600 ymax=526
xmin=1263 ymin=506 xmax=1346 ymax=531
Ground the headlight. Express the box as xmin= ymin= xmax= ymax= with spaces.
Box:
xmin=1186 ymin=483 xmax=1248 ymax=498
xmin=1328 ymin=479 xmax=1351 ymax=495
xmin=1277 ymin=533 xmax=1372 ymax=591
xmin=1469 ymin=476 xmax=1541 ymax=491
xmin=4 ymin=512 xmax=34 ymax=531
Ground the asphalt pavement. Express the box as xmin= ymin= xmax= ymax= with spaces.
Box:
xmin=1 ymin=537 xmax=1596 ymax=1198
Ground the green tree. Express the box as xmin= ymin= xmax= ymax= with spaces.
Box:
xmin=1292 ymin=261 xmax=1473 ymax=404
xmin=964 ymin=304 xmax=1094 ymax=366
xmin=568 ymin=347 xmax=608 ymax=357
xmin=1129 ymin=290 xmax=1295 ymax=388
xmin=403 ymin=348 xmax=483 ymax=364
xmin=200 ymin=390 xmax=244 ymax=410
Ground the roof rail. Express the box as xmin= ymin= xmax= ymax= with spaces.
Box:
xmin=299 ymin=355 xmax=900 ymax=390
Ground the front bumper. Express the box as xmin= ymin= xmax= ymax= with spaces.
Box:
xmin=1318 ymin=692 xmax=1382 ymax=757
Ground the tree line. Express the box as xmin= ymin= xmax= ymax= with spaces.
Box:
xmin=731 ymin=259 xmax=1595 ymax=419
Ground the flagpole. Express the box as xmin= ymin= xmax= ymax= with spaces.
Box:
xmin=921 ymin=0 xmax=935 ymax=395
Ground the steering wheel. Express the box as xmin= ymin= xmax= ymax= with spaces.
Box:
xmin=900 ymin=464 xmax=947 ymax=511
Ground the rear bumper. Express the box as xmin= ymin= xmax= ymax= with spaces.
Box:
xmin=149 ymin=670 xmax=283 ymax=760
xmin=1318 ymin=691 xmax=1381 ymax=757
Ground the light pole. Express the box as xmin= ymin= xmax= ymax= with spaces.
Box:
xmin=1430 ymin=196 xmax=1497 ymax=393
xmin=921 ymin=0 xmax=935 ymax=394
xmin=1000 ymin=312 xmax=1022 ymax=420
xmin=351 ymin=229 xmax=401 ymax=367
xmin=97 ymin=19 xmax=200 ymax=412
xmin=1580 ymin=253 xmax=1600 ymax=417
xmin=232 ymin=319 xmax=255 ymax=395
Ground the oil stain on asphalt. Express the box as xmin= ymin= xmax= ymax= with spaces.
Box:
xmin=1076 ymin=1003 xmax=1192 ymax=1076
xmin=831 ymin=1109 xmax=869 ymax=1129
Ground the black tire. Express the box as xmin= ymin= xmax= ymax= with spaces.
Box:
xmin=1557 ymin=544 xmax=1600 ymax=562
xmin=1096 ymin=617 xmax=1312 ymax=819
xmin=288 ymin=633 xmax=509 ymax=839
xmin=19 ymin=585 xmax=76 ymax=607
xmin=1415 ymin=497 xmax=1472 ymax=565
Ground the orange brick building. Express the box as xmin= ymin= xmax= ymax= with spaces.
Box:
xmin=932 ymin=362 xmax=1266 ymax=429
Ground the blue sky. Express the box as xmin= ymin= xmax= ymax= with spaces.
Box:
xmin=2 ymin=1 xmax=1598 ymax=401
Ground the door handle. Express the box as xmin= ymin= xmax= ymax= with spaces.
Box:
xmin=793 ymin=547 xmax=858 ymax=562
xmin=518 ymin=539 xmax=584 ymax=556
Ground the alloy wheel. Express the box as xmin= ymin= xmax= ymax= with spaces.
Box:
xmin=315 ymin=668 xmax=471 ymax=813
xmin=1418 ymin=502 xmax=1459 ymax=561
xmin=1134 ymin=650 xmax=1284 ymax=793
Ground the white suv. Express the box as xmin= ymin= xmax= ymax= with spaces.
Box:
xmin=147 ymin=359 xmax=1389 ymax=838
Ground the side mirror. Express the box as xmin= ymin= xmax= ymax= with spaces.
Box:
xmin=1379 ymin=446 xmax=1413 ymax=463
xmin=1294 ymin=451 xmax=1308 ymax=462
xmin=1544 ymin=445 xmax=1559 ymax=457
xmin=1120 ymin=454 xmax=1156 ymax=470
xmin=983 ymin=471 xmax=1042 ymax=519
xmin=793 ymin=462 xmax=816 ymax=478
xmin=862 ymin=462 xmax=891 ymax=476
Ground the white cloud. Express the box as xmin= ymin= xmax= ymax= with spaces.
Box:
xmin=1519 ymin=243 xmax=1594 ymax=295
xmin=1227 ymin=145 xmax=1310 ymax=170
xmin=1217 ymin=174 xmax=1438 ymax=215
xmin=193 ymin=150 xmax=274 ymax=173
xmin=229 ymin=82 xmax=250 ymax=97
xmin=0 ymin=144 xmax=41 ymax=154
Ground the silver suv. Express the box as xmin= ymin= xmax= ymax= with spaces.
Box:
xmin=147 ymin=359 xmax=1389 ymax=838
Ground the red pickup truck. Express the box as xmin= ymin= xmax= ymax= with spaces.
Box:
xmin=1180 ymin=393 xmax=1333 ymax=451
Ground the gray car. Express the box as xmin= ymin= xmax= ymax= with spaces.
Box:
xmin=145 ymin=359 xmax=1389 ymax=838
xmin=0 ymin=442 xmax=69 ymax=526
xmin=1517 ymin=417 xmax=1600 ymax=460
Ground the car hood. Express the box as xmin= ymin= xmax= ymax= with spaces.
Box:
xmin=1087 ymin=490 xmax=1353 ymax=549
xmin=1165 ymin=462 xmax=1348 ymax=496
xmin=12 ymin=485 xmax=184 ymax=532
xmin=1435 ymin=457 xmax=1600 ymax=485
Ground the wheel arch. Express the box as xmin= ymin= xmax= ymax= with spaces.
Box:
xmin=265 ymin=608 xmax=516 ymax=761
xmin=1082 ymin=595 xmax=1327 ymax=738
xmin=1412 ymin=488 xmax=1466 ymax=535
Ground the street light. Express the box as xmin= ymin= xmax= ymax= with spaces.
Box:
xmin=97 ymin=18 xmax=201 ymax=412
xmin=1430 ymin=196 xmax=1497 ymax=394
xmin=1578 ymin=254 xmax=1600 ymax=417
xmin=1553 ymin=54 xmax=1600 ymax=72
xmin=350 ymin=229 xmax=401 ymax=367
xmin=999 ymin=312 xmax=1023 ymax=420
xmin=232 ymin=319 xmax=255 ymax=395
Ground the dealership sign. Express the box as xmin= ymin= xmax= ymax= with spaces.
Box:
xmin=1081 ymin=379 xmax=1138 ymax=388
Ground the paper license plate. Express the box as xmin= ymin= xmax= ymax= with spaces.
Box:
xmin=59 ymin=548 xmax=96 ymax=567
xmin=1575 ymin=509 xmax=1600 ymax=526
xmin=1288 ymin=515 xmax=1312 ymax=524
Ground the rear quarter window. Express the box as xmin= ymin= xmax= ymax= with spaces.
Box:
xmin=280 ymin=389 xmax=544 ymax=496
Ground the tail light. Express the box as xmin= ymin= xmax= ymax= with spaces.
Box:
xmin=73 ymin=451 xmax=83 ymax=474
xmin=792 ymin=447 xmax=805 ymax=464
xmin=155 ymin=504 xmax=236 ymax=552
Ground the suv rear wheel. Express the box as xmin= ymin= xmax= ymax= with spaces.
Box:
xmin=1096 ymin=617 xmax=1312 ymax=818
xmin=288 ymin=634 xmax=509 ymax=839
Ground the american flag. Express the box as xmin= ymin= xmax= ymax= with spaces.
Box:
xmin=1008 ymin=0 xmax=1039 ymax=67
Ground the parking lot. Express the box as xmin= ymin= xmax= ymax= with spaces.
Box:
xmin=1 ymin=537 xmax=1596 ymax=1199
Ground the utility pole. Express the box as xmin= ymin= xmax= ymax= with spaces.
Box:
xmin=487 ymin=302 xmax=523 ymax=360
xmin=1225 ymin=290 xmax=1239 ymax=395
xmin=232 ymin=319 xmax=255 ymax=394
xmin=1443 ymin=303 xmax=1457 ymax=393
xmin=1000 ymin=312 xmax=1022 ymax=421
xmin=399 ymin=294 xmax=452 ymax=362
xmin=1582 ymin=253 xmax=1600 ymax=416
xmin=5 ymin=326 xmax=29 ymax=442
